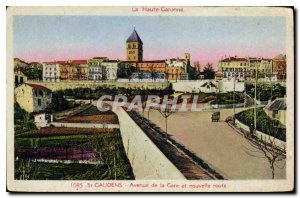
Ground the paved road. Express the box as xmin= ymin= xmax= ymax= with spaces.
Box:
xmin=128 ymin=111 xmax=215 ymax=180
xmin=146 ymin=108 xmax=286 ymax=179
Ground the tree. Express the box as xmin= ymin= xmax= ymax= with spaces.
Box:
xmin=14 ymin=103 xmax=37 ymax=134
xmin=156 ymin=104 xmax=175 ymax=140
xmin=203 ymin=63 xmax=215 ymax=79
xmin=20 ymin=67 xmax=42 ymax=80
xmin=243 ymin=123 xmax=286 ymax=179
xmin=193 ymin=61 xmax=201 ymax=72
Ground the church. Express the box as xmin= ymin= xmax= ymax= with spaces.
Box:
xmin=124 ymin=28 xmax=190 ymax=81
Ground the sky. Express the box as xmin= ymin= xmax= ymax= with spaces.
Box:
xmin=13 ymin=16 xmax=286 ymax=68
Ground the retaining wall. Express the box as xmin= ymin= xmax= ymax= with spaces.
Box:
xmin=51 ymin=122 xmax=119 ymax=129
xmin=172 ymin=80 xmax=217 ymax=93
xmin=115 ymin=108 xmax=186 ymax=180
xmin=27 ymin=80 xmax=169 ymax=91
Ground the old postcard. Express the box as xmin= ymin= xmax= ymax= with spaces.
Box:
xmin=6 ymin=6 xmax=294 ymax=192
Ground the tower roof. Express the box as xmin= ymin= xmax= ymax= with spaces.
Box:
xmin=126 ymin=29 xmax=143 ymax=44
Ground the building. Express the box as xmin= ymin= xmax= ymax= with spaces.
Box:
xmin=137 ymin=60 xmax=166 ymax=73
xmin=69 ymin=60 xmax=89 ymax=80
xmin=264 ymin=97 xmax=286 ymax=125
xmin=42 ymin=62 xmax=61 ymax=82
xmin=217 ymin=57 xmax=249 ymax=79
xmin=33 ymin=112 xmax=53 ymax=128
xmin=88 ymin=57 xmax=107 ymax=80
xmin=43 ymin=60 xmax=89 ymax=81
xmin=88 ymin=57 xmax=119 ymax=81
xmin=217 ymin=56 xmax=273 ymax=79
xmin=165 ymin=55 xmax=190 ymax=81
xmin=248 ymin=57 xmax=272 ymax=77
xmin=272 ymin=54 xmax=286 ymax=80
xmin=126 ymin=28 xmax=143 ymax=62
xmin=59 ymin=61 xmax=71 ymax=81
xmin=101 ymin=60 xmax=118 ymax=80
xmin=14 ymin=68 xmax=28 ymax=87
xmin=15 ymin=83 xmax=52 ymax=113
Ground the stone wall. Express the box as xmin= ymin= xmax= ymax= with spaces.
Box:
xmin=27 ymin=80 xmax=169 ymax=91
xmin=51 ymin=122 xmax=119 ymax=129
xmin=172 ymin=80 xmax=217 ymax=93
xmin=172 ymin=80 xmax=245 ymax=93
xmin=115 ymin=107 xmax=186 ymax=180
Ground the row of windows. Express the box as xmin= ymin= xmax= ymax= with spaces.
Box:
xmin=128 ymin=44 xmax=142 ymax=49
xmin=33 ymin=90 xmax=51 ymax=97
xmin=45 ymin=67 xmax=57 ymax=71
xmin=138 ymin=64 xmax=165 ymax=67
xmin=45 ymin=72 xmax=57 ymax=75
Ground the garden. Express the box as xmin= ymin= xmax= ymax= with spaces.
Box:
xmin=185 ymin=92 xmax=244 ymax=105
xmin=15 ymin=129 xmax=135 ymax=180
xmin=245 ymin=83 xmax=286 ymax=101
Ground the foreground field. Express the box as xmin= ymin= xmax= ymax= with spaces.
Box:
xmin=57 ymin=106 xmax=119 ymax=124
xmin=15 ymin=129 xmax=134 ymax=180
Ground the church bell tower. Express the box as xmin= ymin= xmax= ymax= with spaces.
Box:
xmin=126 ymin=28 xmax=143 ymax=62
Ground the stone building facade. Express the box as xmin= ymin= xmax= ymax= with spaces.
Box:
xmin=15 ymin=83 xmax=52 ymax=113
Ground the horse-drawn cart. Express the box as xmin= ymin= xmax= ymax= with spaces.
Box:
xmin=211 ymin=111 xmax=220 ymax=122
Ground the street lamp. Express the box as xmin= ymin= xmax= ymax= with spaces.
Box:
xmin=254 ymin=63 xmax=258 ymax=133
xmin=233 ymin=72 xmax=236 ymax=124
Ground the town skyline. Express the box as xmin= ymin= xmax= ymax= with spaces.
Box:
xmin=13 ymin=16 xmax=286 ymax=67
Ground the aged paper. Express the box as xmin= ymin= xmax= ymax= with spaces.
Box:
xmin=7 ymin=6 xmax=294 ymax=192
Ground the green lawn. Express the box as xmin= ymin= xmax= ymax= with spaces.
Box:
xmin=195 ymin=92 xmax=244 ymax=105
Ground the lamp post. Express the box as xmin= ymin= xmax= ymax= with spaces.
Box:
xmin=254 ymin=64 xmax=258 ymax=133
xmin=233 ymin=72 xmax=236 ymax=124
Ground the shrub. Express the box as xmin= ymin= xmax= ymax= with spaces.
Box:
xmin=225 ymin=116 xmax=233 ymax=123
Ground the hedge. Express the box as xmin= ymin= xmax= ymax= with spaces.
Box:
xmin=235 ymin=107 xmax=286 ymax=141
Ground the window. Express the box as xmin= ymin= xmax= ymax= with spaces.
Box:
xmin=38 ymin=99 xmax=42 ymax=106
